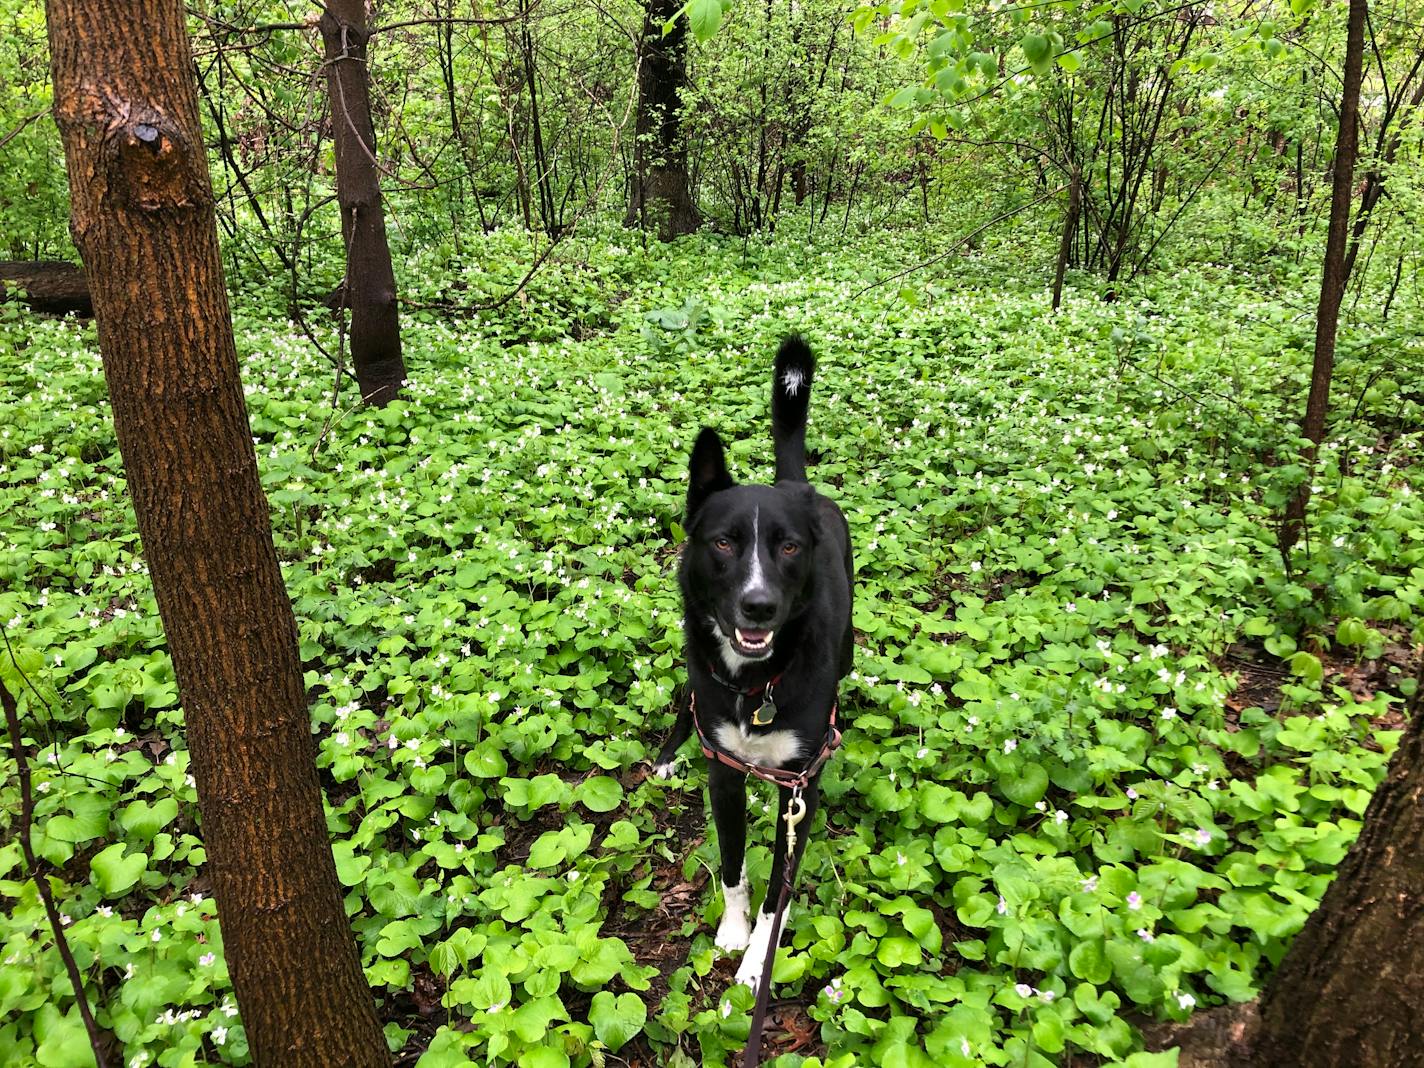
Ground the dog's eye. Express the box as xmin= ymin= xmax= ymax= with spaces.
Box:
xmin=782 ymin=542 xmax=799 ymax=556
xmin=714 ymin=537 xmax=732 ymax=552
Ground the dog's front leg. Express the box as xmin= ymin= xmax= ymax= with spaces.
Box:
xmin=736 ymin=777 xmax=821 ymax=988
xmin=708 ymin=761 xmax=750 ymax=952
xmin=652 ymin=691 xmax=694 ymax=778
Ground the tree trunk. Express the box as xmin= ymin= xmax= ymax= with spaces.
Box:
xmin=1251 ymin=644 xmax=1424 ymax=1067
xmin=1278 ymin=0 xmax=1366 ymax=558
xmin=1052 ymin=166 xmax=1082 ymax=311
xmin=626 ymin=0 xmax=700 ymax=240
xmin=0 ymin=260 xmax=91 ymax=315
xmin=319 ymin=0 xmax=406 ymax=406
xmin=44 ymin=3 xmax=390 ymax=1066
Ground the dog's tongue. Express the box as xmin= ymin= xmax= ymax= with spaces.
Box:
xmin=737 ymin=628 xmax=772 ymax=644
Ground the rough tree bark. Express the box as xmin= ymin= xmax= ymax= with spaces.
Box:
xmin=319 ymin=0 xmax=406 ymax=406
xmin=1251 ymin=639 xmax=1424 ymax=1067
xmin=1152 ymin=648 xmax=1424 ymax=1068
xmin=626 ymin=0 xmax=700 ymax=240
xmin=1278 ymin=0 xmax=1367 ymax=558
xmin=44 ymin=2 xmax=390 ymax=1065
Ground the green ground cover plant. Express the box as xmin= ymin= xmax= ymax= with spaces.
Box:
xmin=1 ymin=220 xmax=1421 ymax=1067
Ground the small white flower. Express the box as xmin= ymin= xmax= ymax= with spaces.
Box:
xmin=1137 ymin=928 xmax=1154 ymax=942
xmin=1080 ymin=875 xmax=1097 ymax=893
xmin=1015 ymin=983 xmax=1033 ymax=998
xmin=1177 ymin=992 xmax=1196 ymax=1010
xmin=200 ymin=953 xmax=216 ymax=967
xmin=212 ymin=1025 xmax=228 ymax=1045
xmin=1193 ymin=828 xmax=1212 ymax=847
xmin=1003 ymin=738 xmax=1017 ymax=754
xmin=1127 ymin=892 xmax=1143 ymax=910
xmin=1038 ymin=989 xmax=1056 ymax=1003
xmin=1161 ymin=707 xmax=1177 ymax=721
xmin=996 ymin=896 xmax=1008 ymax=915
xmin=960 ymin=1038 xmax=971 ymax=1056
xmin=1054 ymin=809 xmax=1068 ymax=824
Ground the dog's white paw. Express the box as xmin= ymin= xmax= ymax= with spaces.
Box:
xmin=716 ymin=914 xmax=750 ymax=953
xmin=653 ymin=760 xmax=678 ymax=779
xmin=734 ymin=907 xmax=790 ymax=988
xmin=715 ymin=877 xmax=750 ymax=952
xmin=735 ymin=911 xmax=775 ymax=987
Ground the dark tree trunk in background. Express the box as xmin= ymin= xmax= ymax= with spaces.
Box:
xmin=319 ymin=0 xmax=406 ymax=406
xmin=1279 ymin=0 xmax=1366 ymax=558
xmin=1052 ymin=167 xmax=1081 ymax=311
xmin=1341 ymin=62 xmax=1424 ymax=285
xmin=1252 ymin=650 xmax=1424 ymax=1066
xmin=45 ymin=2 xmax=390 ymax=1065
xmin=626 ymin=0 xmax=700 ymax=240
xmin=518 ymin=0 xmax=559 ymax=237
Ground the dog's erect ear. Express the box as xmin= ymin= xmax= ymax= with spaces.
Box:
xmin=687 ymin=427 xmax=733 ymax=521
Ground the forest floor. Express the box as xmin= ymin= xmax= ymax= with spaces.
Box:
xmin=1 ymin=223 xmax=1421 ymax=1067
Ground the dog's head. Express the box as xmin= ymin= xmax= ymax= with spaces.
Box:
xmin=681 ymin=427 xmax=818 ymax=662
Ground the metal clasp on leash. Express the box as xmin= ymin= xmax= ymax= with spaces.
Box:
xmin=783 ymin=785 xmax=806 ymax=860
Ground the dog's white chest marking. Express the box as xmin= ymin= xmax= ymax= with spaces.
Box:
xmin=711 ymin=721 xmax=803 ymax=768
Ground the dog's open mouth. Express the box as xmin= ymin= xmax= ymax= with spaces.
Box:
xmin=733 ymin=627 xmax=775 ymax=656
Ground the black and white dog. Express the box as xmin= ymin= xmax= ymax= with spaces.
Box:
xmin=654 ymin=337 xmax=853 ymax=988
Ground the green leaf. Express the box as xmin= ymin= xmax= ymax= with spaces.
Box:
xmin=877 ymin=935 xmax=922 ymax=968
xmin=465 ymin=744 xmax=508 ymax=778
xmin=687 ymin=0 xmax=723 ymax=41
xmin=118 ymin=796 xmax=178 ymax=842
xmin=90 ymin=842 xmax=147 ymax=897
xmin=999 ymin=761 xmax=1049 ymax=807
xmin=1069 ymin=938 xmax=1111 ymax=984
xmin=34 ymin=1003 xmax=97 ymax=1068
xmin=589 ymin=990 xmax=647 ymax=1051
xmin=576 ymin=775 xmax=624 ymax=812
xmin=1020 ymin=33 xmax=1049 ymax=65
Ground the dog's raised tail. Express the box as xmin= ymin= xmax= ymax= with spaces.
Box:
xmin=772 ymin=335 xmax=815 ymax=483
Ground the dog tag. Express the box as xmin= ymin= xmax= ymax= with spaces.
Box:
xmin=751 ymin=694 xmax=778 ymax=726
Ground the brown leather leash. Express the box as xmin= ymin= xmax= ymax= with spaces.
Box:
xmin=689 ymin=691 xmax=842 ymax=1066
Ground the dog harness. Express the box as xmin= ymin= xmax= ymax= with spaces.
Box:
xmin=689 ymin=689 xmax=842 ymax=791
xmin=687 ymin=686 xmax=843 ymax=1065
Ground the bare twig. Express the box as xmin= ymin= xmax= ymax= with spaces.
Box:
xmin=1 ymin=643 xmax=109 ymax=1068
xmin=0 ymin=106 xmax=49 ymax=152
xmin=850 ymin=184 xmax=1066 ymax=299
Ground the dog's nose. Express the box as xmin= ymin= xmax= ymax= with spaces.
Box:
xmin=740 ymin=595 xmax=776 ymax=623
